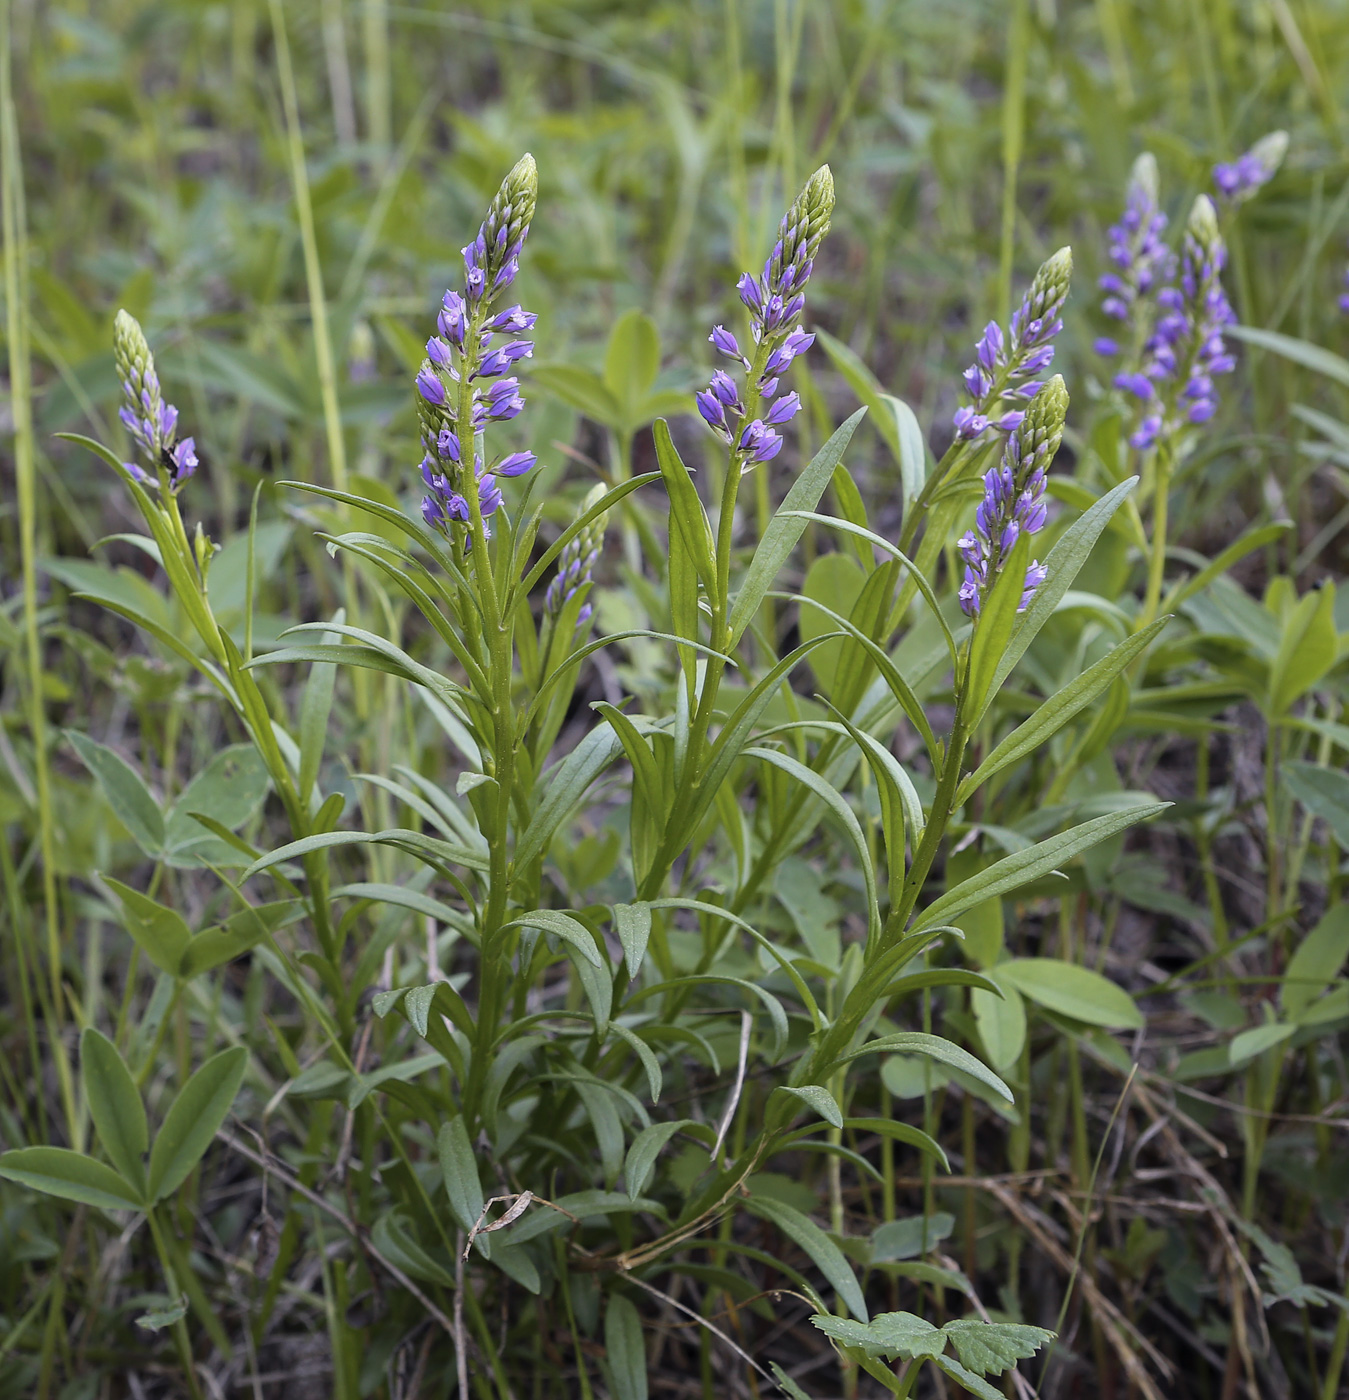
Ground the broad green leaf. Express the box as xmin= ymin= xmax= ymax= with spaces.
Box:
xmin=996 ymin=958 xmax=1143 ymax=1030
xmin=604 ymin=308 xmax=661 ymax=419
xmin=1229 ymin=1021 xmax=1295 ymax=1066
xmin=1268 ymin=584 xmax=1337 ymax=716
xmin=811 ymin=1309 xmax=943 ymax=1359
xmin=1281 ymin=904 xmax=1349 ymax=1021
xmin=800 ymin=552 xmax=866 ymax=693
xmin=164 ymin=745 xmax=271 ymax=863
xmin=67 ymin=730 xmax=164 ymax=855
xmin=986 ymin=478 xmax=1139 ymax=700
xmin=438 ymin=1116 xmax=485 ymax=1234
xmin=871 ymin=1213 xmax=956 ymax=1262
xmin=613 ymin=902 xmax=652 ymax=978
xmin=747 ymin=1194 xmax=868 ymax=1321
xmin=917 ymin=803 xmax=1169 ymax=931
xmin=103 ymin=877 xmax=191 ymax=976
xmin=179 ymin=900 xmax=297 ymax=979
xmin=604 ymin=1293 xmax=648 ymax=1400
xmin=972 ymin=974 xmax=1026 ymax=1072
xmin=772 ymin=1084 xmax=844 ymax=1129
xmin=147 ymin=1046 xmax=248 ymax=1201
xmin=931 ymin=1355 xmax=1005 ymax=1400
xmin=529 ymin=363 xmax=623 ymax=427
xmin=956 ymin=619 xmax=1168 ymax=805
xmin=624 ymin=1120 xmax=695 ymax=1198
xmin=1282 ymin=762 xmax=1349 ymax=847
xmin=942 ymin=1319 xmax=1055 ymax=1377
xmin=80 ymin=1028 xmax=148 ymax=1195
xmin=729 ymin=408 xmax=866 ymax=646
xmin=0 ymin=1147 xmax=142 ymax=1213
xmin=834 ymin=1032 xmax=1011 ymax=1103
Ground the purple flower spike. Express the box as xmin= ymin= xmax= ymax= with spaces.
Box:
xmin=111 ymin=309 xmax=198 ymax=494
xmin=953 ymin=247 xmax=1072 ymax=441
xmin=958 ymin=377 xmax=1067 ymax=618
xmin=694 ymin=167 xmax=833 ymax=469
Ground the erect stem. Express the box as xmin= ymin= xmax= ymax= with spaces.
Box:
xmin=145 ymin=1207 xmax=205 ymax=1400
xmin=1139 ymin=439 xmax=1172 ymax=628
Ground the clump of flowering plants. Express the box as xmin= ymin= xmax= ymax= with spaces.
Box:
xmin=4 ymin=156 xmax=1176 ymax=1399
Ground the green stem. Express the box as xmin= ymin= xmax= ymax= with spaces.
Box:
xmin=270 ymin=0 xmax=348 ymax=495
xmin=146 ymin=1208 xmax=205 ymax=1400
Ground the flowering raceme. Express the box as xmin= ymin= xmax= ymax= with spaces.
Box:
xmin=697 ymin=165 xmax=834 ymax=471
xmin=416 ymin=155 xmax=540 ymax=539
xmin=112 ymin=310 xmax=198 ymax=491
xmin=1116 ymin=195 xmax=1235 ymax=451
xmin=545 ymin=483 xmax=608 ymax=628
xmin=1212 ymin=131 xmax=1287 ymax=205
xmin=1094 ymin=153 xmax=1171 ymax=361
xmin=957 ymin=375 xmax=1067 ymax=618
xmin=952 ymin=247 xmax=1072 ymax=441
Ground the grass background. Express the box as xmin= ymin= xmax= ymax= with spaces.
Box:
xmin=5 ymin=1 xmax=1349 ymax=1397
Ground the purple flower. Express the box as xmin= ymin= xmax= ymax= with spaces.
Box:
xmin=1213 ymin=132 xmax=1287 ymax=205
xmin=494 ymin=450 xmax=536 ymax=478
xmin=709 ymin=324 xmax=746 ymax=364
xmin=953 ymin=247 xmax=1072 ymax=441
xmin=765 ymin=391 xmax=802 ymax=426
xmin=417 ymin=368 xmax=447 ymax=405
xmin=957 ymin=377 xmax=1067 ymax=618
xmin=738 ymin=419 xmax=783 ymax=463
xmin=111 ymin=310 xmax=198 ymax=494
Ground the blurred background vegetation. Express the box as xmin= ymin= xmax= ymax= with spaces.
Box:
xmin=5 ymin=1 xmax=1349 ymax=1397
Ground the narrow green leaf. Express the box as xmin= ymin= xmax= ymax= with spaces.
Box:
xmin=746 ymin=1195 xmax=868 ymax=1321
xmin=1269 ymin=584 xmax=1337 ymax=716
xmin=956 ymin=619 xmax=1168 ymax=805
xmin=438 ymin=1116 xmax=485 ymax=1234
xmin=917 ymin=803 xmax=1169 ymax=931
xmin=0 ymin=1147 xmax=143 ymax=1213
xmin=504 ymin=910 xmax=605 ymax=967
xmin=604 ymin=1293 xmax=649 ymax=1400
xmin=1282 ymin=762 xmax=1349 ymax=847
xmin=515 ymin=722 xmax=623 ymax=869
xmin=298 ymin=616 xmax=341 ymax=802
xmin=833 ymin=1032 xmax=1011 ymax=1103
xmin=1228 ymin=324 xmax=1349 ymax=388
xmin=624 ymin=1120 xmax=694 ymax=1198
xmin=729 ymin=408 xmax=867 ymax=645
xmin=986 ymin=477 xmax=1139 ymax=700
xmin=613 ymin=902 xmax=653 ymax=978
xmin=80 ymin=1028 xmax=148 ymax=1195
xmin=146 ymin=1046 xmax=248 ymax=1202
xmin=772 ymin=1084 xmax=844 ymax=1129
xmin=1282 ymin=904 xmax=1349 ymax=1021
xmin=653 ymin=418 xmax=717 ymax=593
xmin=966 ymin=533 xmax=1032 ymax=724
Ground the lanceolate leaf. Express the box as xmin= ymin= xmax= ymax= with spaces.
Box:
xmin=747 ymin=1195 xmax=868 ymax=1321
xmin=917 ymin=802 xmax=1169 ymax=931
xmin=0 ymin=1147 xmax=143 ymax=1213
xmin=955 ymin=618 xmax=1168 ymax=805
xmin=81 ymin=1028 xmax=148 ymax=1194
xmin=729 ymin=408 xmax=866 ymax=645
xmin=604 ymin=1294 xmax=649 ymax=1400
xmin=147 ymin=1046 xmax=248 ymax=1202
xmin=997 ymin=958 xmax=1143 ymax=1030
xmin=67 ymin=730 xmax=164 ymax=855
xmin=833 ymin=1032 xmax=1011 ymax=1103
